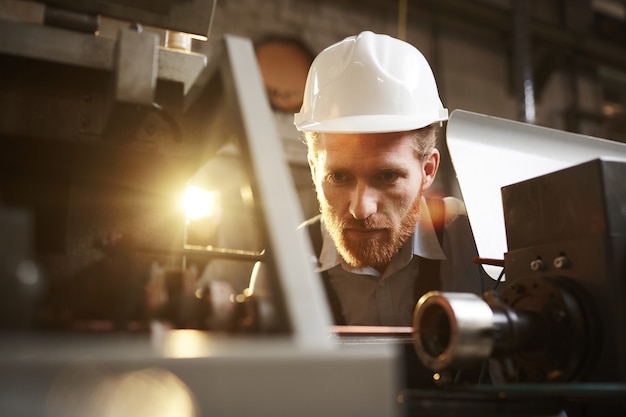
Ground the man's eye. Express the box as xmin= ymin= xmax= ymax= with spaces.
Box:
xmin=378 ymin=171 xmax=398 ymax=182
xmin=330 ymin=172 xmax=346 ymax=182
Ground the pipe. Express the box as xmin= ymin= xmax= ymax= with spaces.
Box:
xmin=512 ymin=0 xmax=536 ymax=124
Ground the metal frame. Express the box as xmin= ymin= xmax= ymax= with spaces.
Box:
xmin=202 ymin=34 xmax=335 ymax=346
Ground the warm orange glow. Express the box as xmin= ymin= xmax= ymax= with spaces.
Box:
xmin=182 ymin=185 xmax=217 ymax=221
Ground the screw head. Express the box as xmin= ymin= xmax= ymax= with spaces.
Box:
xmin=530 ymin=258 xmax=544 ymax=271
xmin=553 ymin=255 xmax=570 ymax=269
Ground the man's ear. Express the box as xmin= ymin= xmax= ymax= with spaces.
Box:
xmin=421 ymin=149 xmax=440 ymax=189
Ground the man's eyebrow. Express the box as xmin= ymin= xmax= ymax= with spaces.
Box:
xmin=375 ymin=166 xmax=409 ymax=175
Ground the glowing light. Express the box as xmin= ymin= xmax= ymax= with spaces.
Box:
xmin=103 ymin=368 xmax=198 ymax=417
xmin=160 ymin=329 xmax=214 ymax=358
xmin=182 ymin=185 xmax=217 ymax=221
xmin=46 ymin=364 xmax=198 ymax=417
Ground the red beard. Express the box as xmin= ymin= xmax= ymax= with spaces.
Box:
xmin=321 ymin=189 xmax=423 ymax=270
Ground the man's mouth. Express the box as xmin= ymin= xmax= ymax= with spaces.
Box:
xmin=344 ymin=228 xmax=386 ymax=239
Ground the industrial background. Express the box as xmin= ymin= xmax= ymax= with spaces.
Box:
xmin=1 ymin=0 xmax=625 ymax=295
xmin=203 ymin=0 xmax=626 ymax=214
xmin=3 ymin=0 xmax=626 ymax=217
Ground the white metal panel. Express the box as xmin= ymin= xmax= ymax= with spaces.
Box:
xmin=446 ymin=109 xmax=626 ymax=278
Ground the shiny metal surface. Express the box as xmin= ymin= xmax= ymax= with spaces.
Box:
xmin=413 ymin=291 xmax=494 ymax=371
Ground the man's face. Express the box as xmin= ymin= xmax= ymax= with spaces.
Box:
xmin=309 ymin=131 xmax=439 ymax=271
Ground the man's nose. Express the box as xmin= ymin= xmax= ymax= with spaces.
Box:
xmin=349 ymin=183 xmax=378 ymax=220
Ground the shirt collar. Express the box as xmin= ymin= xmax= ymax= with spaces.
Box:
xmin=317 ymin=196 xmax=446 ymax=273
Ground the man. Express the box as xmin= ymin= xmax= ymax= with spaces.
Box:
xmin=294 ymin=31 xmax=491 ymax=327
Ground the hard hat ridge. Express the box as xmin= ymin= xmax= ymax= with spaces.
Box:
xmin=294 ymin=31 xmax=448 ymax=133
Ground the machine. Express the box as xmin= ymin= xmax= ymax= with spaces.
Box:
xmin=0 ymin=2 xmax=400 ymax=416
xmin=411 ymin=111 xmax=626 ymax=416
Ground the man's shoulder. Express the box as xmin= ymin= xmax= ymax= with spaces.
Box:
xmin=425 ymin=195 xmax=468 ymax=236
xmin=441 ymin=196 xmax=468 ymax=226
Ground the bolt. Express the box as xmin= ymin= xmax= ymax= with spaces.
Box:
xmin=553 ymin=255 xmax=570 ymax=269
xmin=130 ymin=22 xmax=143 ymax=33
xmin=530 ymin=258 xmax=544 ymax=271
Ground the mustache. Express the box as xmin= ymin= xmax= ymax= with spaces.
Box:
xmin=341 ymin=216 xmax=391 ymax=230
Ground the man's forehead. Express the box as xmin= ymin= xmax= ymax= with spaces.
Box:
xmin=320 ymin=131 xmax=416 ymax=156
xmin=320 ymin=131 xmax=416 ymax=153
xmin=319 ymin=143 xmax=418 ymax=173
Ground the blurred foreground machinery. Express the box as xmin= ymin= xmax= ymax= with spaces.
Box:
xmin=0 ymin=0 xmax=220 ymax=330
xmin=0 ymin=3 xmax=401 ymax=417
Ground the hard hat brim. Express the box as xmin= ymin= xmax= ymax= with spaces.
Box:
xmin=295 ymin=111 xmax=448 ymax=133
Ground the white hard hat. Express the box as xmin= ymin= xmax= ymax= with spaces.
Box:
xmin=294 ymin=31 xmax=448 ymax=133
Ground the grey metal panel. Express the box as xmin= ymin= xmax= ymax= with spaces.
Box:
xmin=0 ymin=17 xmax=116 ymax=70
xmin=41 ymin=0 xmax=216 ymax=37
xmin=0 ymin=332 xmax=402 ymax=417
xmin=115 ymin=27 xmax=158 ymax=104
xmin=0 ymin=18 xmax=206 ymax=91
xmin=217 ymin=35 xmax=334 ymax=348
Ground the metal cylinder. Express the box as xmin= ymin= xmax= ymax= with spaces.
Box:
xmin=413 ymin=291 xmax=495 ymax=371
xmin=165 ymin=31 xmax=193 ymax=52
xmin=413 ymin=277 xmax=594 ymax=382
